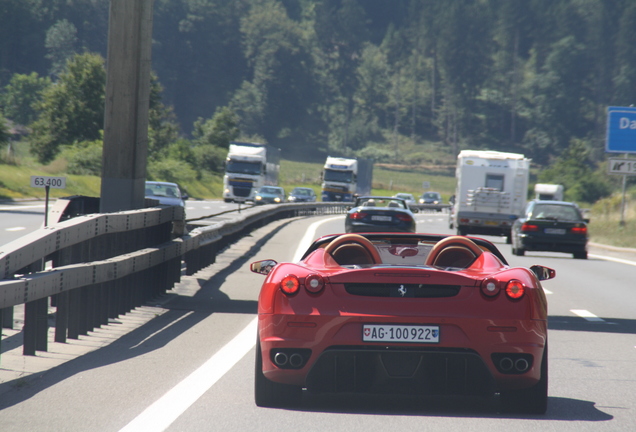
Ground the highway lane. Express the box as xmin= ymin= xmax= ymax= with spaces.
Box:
xmin=0 ymin=212 xmax=635 ymax=431
xmin=0 ymin=198 xmax=241 ymax=247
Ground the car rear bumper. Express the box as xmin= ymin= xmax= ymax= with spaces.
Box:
xmin=258 ymin=314 xmax=546 ymax=394
xmin=519 ymin=235 xmax=587 ymax=253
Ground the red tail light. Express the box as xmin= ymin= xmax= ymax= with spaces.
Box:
xmin=280 ymin=274 xmax=300 ymax=295
xmin=571 ymin=225 xmax=587 ymax=234
xmin=521 ymin=223 xmax=539 ymax=232
xmin=349 ymin=212 xmax=367 ymax=220
xmin=395 ymin=214 xmax=413 ymax=222
xmin=505 ymin=280 xmax=525 ymax=299
xmin=304 ymin=274 xmax=325 ymax=294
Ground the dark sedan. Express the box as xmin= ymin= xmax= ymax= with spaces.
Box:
xmin=345 ymin=196 xmax=416 ymax=233
xmin=511 ymin=200 xmax=589 ymax=259
xmin=288 ymin=187 xmax=317 ymax=202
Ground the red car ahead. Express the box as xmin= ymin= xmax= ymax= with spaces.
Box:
xmin=251 ymin=233 xmax=554 ymax=414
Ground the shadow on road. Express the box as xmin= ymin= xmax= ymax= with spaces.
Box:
xmin=291 ymin=392 xmax=613 ymax=422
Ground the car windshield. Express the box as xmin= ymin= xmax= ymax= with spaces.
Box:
xmin=532 ymin=204 xmax=582 ymax=221
xmin=146 ymin=183 xmax=180 ymax=198
xmin=422 ymin=192 xmax=440 ymax=200
xmin=293 ymin=189 xmax=312 ymax=196
xmin=260 ymin=187 xmax=280 ymax=194
xmin=323 ymin=169 xmax=353 ymax=183
xmin=356 ymin=198 xmax=407 ymax=210
xmin=226 ymin=160 xmax=262 ymax=175
xmin=396 ymin=194 xmax=414 ymax=200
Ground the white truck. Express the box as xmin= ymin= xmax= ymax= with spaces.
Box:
xmin=320 ymin=156 xmax=373 ymax=202
xmin=451 ymin=150 xmax=530 ymax=242
xmin=534 ymin=183 xmax=564 ymax=201
xmin=223 ymin=142 xmax=280 ymax=202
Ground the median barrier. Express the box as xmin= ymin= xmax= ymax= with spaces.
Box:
xmin=0 ymin=201 xmax=347 ymax=362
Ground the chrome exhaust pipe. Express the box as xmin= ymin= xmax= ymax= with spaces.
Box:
xmin=274 ymin=352 xmax=288 ymax=366
xmin=515 ymin=358 xmax=529 ymax=372
xmin=289 ymin=353 xmax=304 ymax=368
xmin=499 ymin=357 xmax=514 ymax=372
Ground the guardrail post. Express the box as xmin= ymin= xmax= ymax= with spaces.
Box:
xmin=36 ymin=297 xmax=49 ymax=352
xmin=1 ymin=307 xmax=13 ymax=329
xmin=68 ymin=288 xmax=81 ymax=339
xmin=55 ymin=291 xmax=69 ymax=343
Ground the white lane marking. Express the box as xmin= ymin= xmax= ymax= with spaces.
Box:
xmin=589 ymin=253 xmax=636 ymax=267
xmin=5 ymin=227 xmax=26 ymax=232
xmin=119 ymin=215 xmax=338 ymax=432
xmin=119 ymin=318 xmax=258 ymax=432
xmin=293 ymin=216 xmax=344 ymax=262
xmin=0 ymin=204 xmax=46 ymax=210
xmin=571 ymin=309 xmax=605 ymax=322
xmin=543 ymin=288 xmax=553 ymax=295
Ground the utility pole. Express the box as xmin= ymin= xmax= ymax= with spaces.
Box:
xmin=100 ymin=0 xmax=154 ymax=212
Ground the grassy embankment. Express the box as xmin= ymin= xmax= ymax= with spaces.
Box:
xmin=1 ymin=160 xmax=634 ymax=249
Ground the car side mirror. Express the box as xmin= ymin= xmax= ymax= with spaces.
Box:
xmin=250 ymin=259 xmax=277 ymax=275
xmin=182 ymin=193 xmax=189 ymax=201
xmin=530 ymin=265 xmax=556 ymax=281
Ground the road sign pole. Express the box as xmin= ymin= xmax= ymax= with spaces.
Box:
xmin=620 ymin=157 xmax=627 ymax=226
xmin=44 ymin=185 xmax=50 ymax=227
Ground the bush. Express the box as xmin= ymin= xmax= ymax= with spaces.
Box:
xmin=190 ymin=144 xmax=227 ymax=173
xmin=147 ymin=158 xmax=197 ymax=184
xmin=61 ymin=139 xmax=103 ymax=175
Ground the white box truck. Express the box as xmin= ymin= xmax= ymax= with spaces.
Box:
xmin=534 ymin=183 xmax=564 ymax=201
xmin=223 ymin=142 xmax=280 ymax=202
xmin=451 ymin=150 xmax=530 ymax=242
xmin=320 ymin=156 xmax=373 ymax=202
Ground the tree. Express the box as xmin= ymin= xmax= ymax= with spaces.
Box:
xmin=192 ymin=106 xmax=239 ymax=149
xmin=45 ymin=19 xmax=78 ymax=79
xmin=148 ymin=73 xmax=180 ymax=159
xmin=29 ymin=52 xmax=105 ymax=164
xmin=1 ymin=72 xmax=51 ymax=125
xmin=0 ymin=113 xmax=9 ymax=147
xmin=613 ymin=2 xmax=636 ymax=106
xmin=538 ymin=139 xmax=611 ymax=203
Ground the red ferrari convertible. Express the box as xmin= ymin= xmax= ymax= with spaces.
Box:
xmin=251 ymin=233 xmax=554 ymax=413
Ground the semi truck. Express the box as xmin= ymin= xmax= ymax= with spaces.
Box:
xmin=451 ymin=150 xmax=530 ymax=242
xmin=320 ymin=156 xmax=373 ymax=202
xmin=223 ymin=142 xmax=280 ymax=203
xmin=534 ymin=183 xmax=564 ymax=201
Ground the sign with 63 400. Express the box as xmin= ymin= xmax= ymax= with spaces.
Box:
xmin=30 ymin=176 xmax=67 ymax=189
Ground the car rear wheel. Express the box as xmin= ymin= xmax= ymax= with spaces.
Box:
xmin=500 ymin=343 xmax=548 ymax=414
xmin=255 ymin=340 xmax=302 ymax=408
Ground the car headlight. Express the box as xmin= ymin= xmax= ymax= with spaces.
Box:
xmin=419 ymin=199 xmax=424 ymax=204
xmin=274 ymin=197 xmax=281 ymax=203
xmin=255 ymin=196 xmax=262 ymax=201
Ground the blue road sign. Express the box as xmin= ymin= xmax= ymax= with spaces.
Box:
xmin=606 ymin=106 xmax=636 ymax=153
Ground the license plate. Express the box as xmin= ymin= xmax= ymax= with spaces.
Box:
xmin=371 ymin=215 xmax=392 ymax=222
xmin=484 ymin=220 xmax=499 ymax=226
xmin=363 ymin=324 xmax=440 ymax=343
xmin=544 ymin=228 xmax=566 ymax=235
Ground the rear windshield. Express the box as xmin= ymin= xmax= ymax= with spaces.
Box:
xmin=531 ymin=204 xmax=582 ymax=221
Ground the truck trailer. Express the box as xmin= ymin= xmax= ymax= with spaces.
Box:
xmin=320 ymin=156 xmax=373 ymax=202
xmin=451 ymin=150 xmax=530 ymax=243
xmin=223 ymin=142 xmax=280 ymax=202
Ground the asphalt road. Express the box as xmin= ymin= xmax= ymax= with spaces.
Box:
xmin=1 ymin=208 xmax=635 ymax=431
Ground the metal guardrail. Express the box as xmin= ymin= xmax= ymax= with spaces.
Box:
xmin=0 ymin=200 xmax=348 ymax=361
